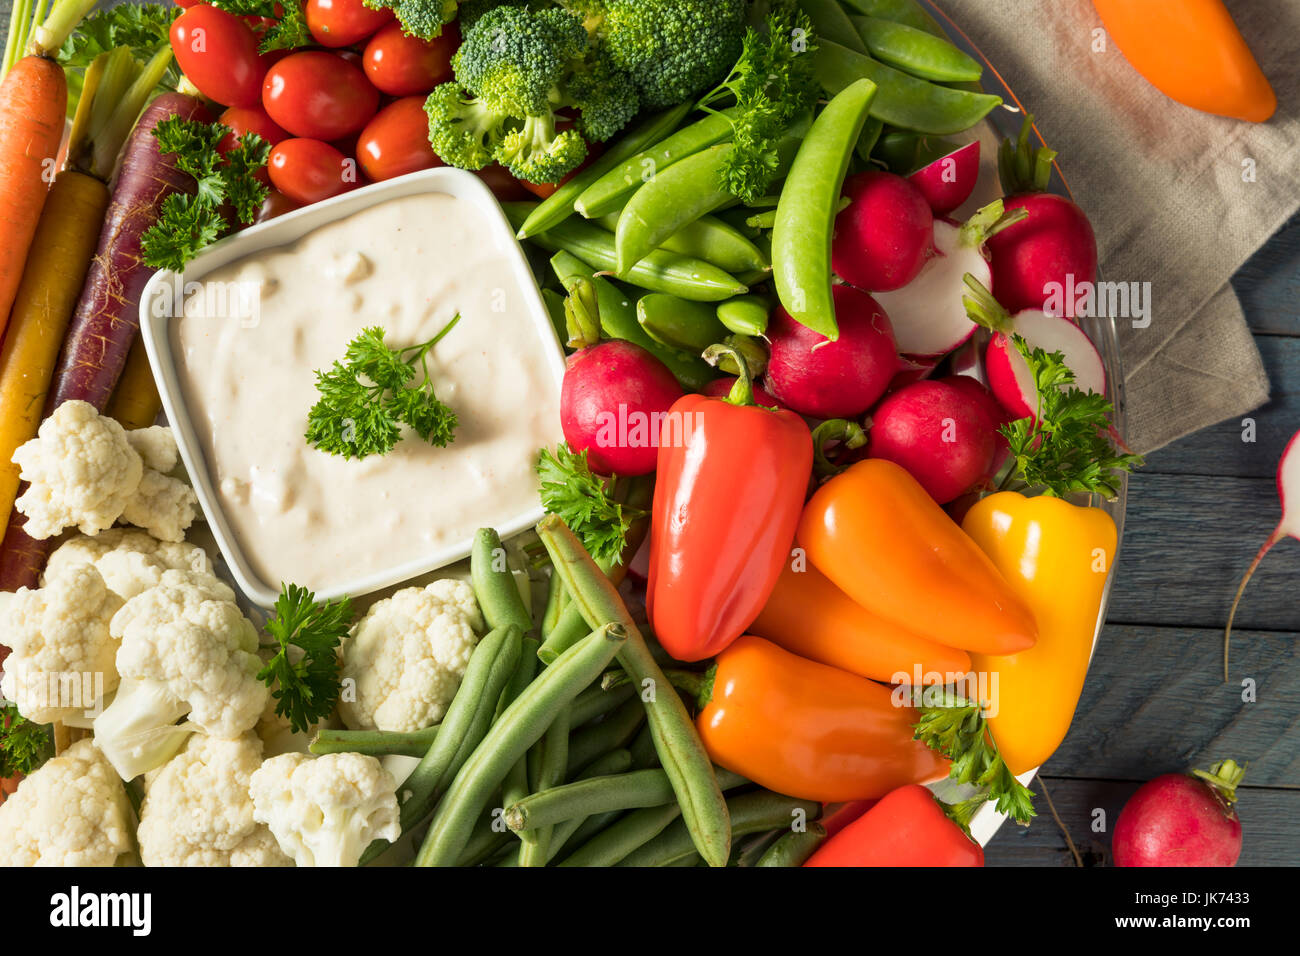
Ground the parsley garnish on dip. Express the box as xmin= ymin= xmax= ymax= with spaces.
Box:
xmin=170 ymin=193 xmax=562 ymax=591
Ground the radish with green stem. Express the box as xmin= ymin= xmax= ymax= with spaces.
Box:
xmin=1112 ymin=759 xmax=1245 ymax=867
xmin=1223 ymin=429 xmax=1300 ymax=680
xmin=962 ymin=275 xmax=1105 ymax=421
xmin=906 ymin=139 xmax=980 ymax=215
xmin=871 ymin=199 xmax=1026 ymax=357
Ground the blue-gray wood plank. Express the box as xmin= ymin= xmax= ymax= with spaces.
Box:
xmin=986 ymin=212 xmax=1300 ymax=866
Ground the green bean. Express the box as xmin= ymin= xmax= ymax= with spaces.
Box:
xmin=616 ymin=792 xmax=823 ymax=867
xmin=852 ymin=16 xmax=981 ymax=83
xmin=628 ymin=722 xmax=658 ymax=769
xmin=814 ymin=39 xmax=1000 ymax=135
xmin=518 ymin=102 xmax=693 ymax=239
xmin=310 ymin=724 xmax=438 ymax=758
xmin=508 ymin=767 xmax=747 ymax=832
xmin=361 ymin=624 xmax=522 ymax=864
xmin=470 ymin=528 xmax=532 ymax=633
xmin=549 ymin=250 xmax=715 ymax=391
xmin=772 ymin=78 xmax=877 ymax=340
xmin=498 ymin=636 xmax=541 ymax=837
xmin=839 ymin=0 xmax=945 ymax=37
xmin=716 ymin=295 xmax=772 ymax=337
xmin=455 ymin=791 xmax=511 ymax=867
xmin=495 ymin=749 xmax=632 ymax=867
xmin=526 ymin=218 xmax=748 ymax=302
xmin=564 ymin=696 xmax=645 ymax=776
xmin=574 ymin=108 xmax=740 ymax=220
xmin=596 ymin=213 xmax=768 ymax=276
xmin=556 ymin=802 xmax=684 ymax=867
xmin=733 ymin=830 xmax=784 ymax=867
xmin=637 ymin=293 xmax=729 ymax=353
xmin=569 ymin=681 xmax=637 ymax=728
xmin=537 ymin=515 xmax=732 ymax=868
xmin=798 ymin=0 xmax=868 ymax=52
xmin=539 ymin=568 xmax=568 ymax=636
xmin=414 ymin=623 xmax=628 ymax=866
xmin=757 ymin=823 xmax=828 ymax=866
xmin=614 ymin=144 xmax=736 ymax=274
xmin=519 ymin=707 xmax=571 ymax=867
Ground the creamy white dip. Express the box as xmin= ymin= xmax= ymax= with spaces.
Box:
xmin=172 ymin=193 xmax=561 ymax=592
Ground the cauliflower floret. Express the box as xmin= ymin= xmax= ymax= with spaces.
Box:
xmin=338 ymin=579 xmax=483 ymax=733
xmin=0 ymin=739 xmax=134 ymax=866
xmin=0 ymin=564 xmax=123 ymax=724
xmin=11 ymin=401 xmax=197 ymax=542
xmin=92 ymin=569 xmax=269 ymax=781
xmin=45 ymin=529 xmax=212 ymax=601
xmin=13 ymin=400 xmax=143 ymax=538
xmin=250 ymin=752 xmax=400 ymax=867
xmin=136 ymin=734 xmax=293 ymax=867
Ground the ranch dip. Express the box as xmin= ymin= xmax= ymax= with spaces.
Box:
xmin=171 ymin=192 xmax=561 ymax=593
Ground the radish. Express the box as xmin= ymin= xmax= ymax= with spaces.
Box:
xmin=832 ymin=170 xmax=934 ymax=293
xmin=906 ymin=140 xmax=981 ymax=215
xmin=1223 ymin=428 xmax=1300 ymax=679
xmin=872 ymin=199 xmax=1026 ymax=357
xmin=987 ymin=116 xmax=1098 ymax=317
xmin=865 ymin=379 xmax=997 ymax=504
xmin=560 ymin=340 xmax=683 ymax=477
xmin=963 ymin=275 xmax=1105 ymax=421
xmin=1112 ymin=759 xmax=1245 ymax=867
xmin=765 ymin=285 xmax=900 ymax=420
xmin=940 ymin=373 xmax=1010 ymax=479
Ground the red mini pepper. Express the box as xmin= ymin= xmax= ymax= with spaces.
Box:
xmin=647 ymin=346 xmax=812 ymax=662
xmin=804 ymin=784 xmax=984 ymax=868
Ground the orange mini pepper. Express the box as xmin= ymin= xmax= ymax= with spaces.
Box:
xmin=1092 ymin=0 xmax=1276 ymax=123
xmin=749 ymin=558 xmax=971 ymax=684
xmin=797 ymin=459 xmax=1038 ymax=656
xmin=962 ymin=492 xmax=1118 ymax=776
xmin=696 ymin=634 xmax=949 ymax=803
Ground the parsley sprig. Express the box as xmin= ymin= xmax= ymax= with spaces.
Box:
xmin=141 ymin=117 xmax=271 ymax=272
xmin=913 ymin=697 xmax=1037 ymax=827
xmin=537 ymin=443 xmax=646 ymax=567
xmin=258 ymin=584 xmax=353 ymax=734
xmin=208 ymin=0 xmax=312 ymax=53
xmin=306 ymin=318 xmax=461 ymax=460
xmin=0 ymin=703 xmax=53 ymax=779
xmin=1002 ymin=336 xmax=1143 ymax=499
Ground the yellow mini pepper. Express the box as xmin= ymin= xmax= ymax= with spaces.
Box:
xmin=961 ymin=492 xmax=1118 ymax=776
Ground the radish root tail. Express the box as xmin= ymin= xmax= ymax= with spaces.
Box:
xmin=1223 ymin=528 xmax=1282 ymax=683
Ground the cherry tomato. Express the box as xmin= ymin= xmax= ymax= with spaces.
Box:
xmin=474 ymin=162 xmax=533 ymax=202
xmin=254 ymin=188 xmax=302 ymax=224
xmin=173 ymin=0 xmax=200 ymax=7
xmin=306 ymin=0 xmax=393 ymax=47
xmin=171 ymin=6 xmax=267 ymax=108
xmin=357 ymin=96 xmax=441 ymax=182
xmin=362 ymin=20 xmax=457 ymax=96
xmin=269 ymin=138 xmax=357 ymax=205
xmin=217 ymin=104 xmax=290 ymax=153
xmin=263 ymin=51 xmax=380 ymax=141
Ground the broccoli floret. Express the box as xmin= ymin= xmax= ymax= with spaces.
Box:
xmin=454 ymin=6 xmax=588 ymax=116
xmin=424 ymin=82 xmax=509 ymax=170
xmin=497 ymin=113 xmax=588 ymax=183
xmin=600 ymin=0 xmax=746 ymax=109
xmin=567 ymin=44 xmax=639 ymax=142
xmin=456 ymin=0 xmax=529 ymax=33
xmin=365 ymin=0 xmax=459 ymax=41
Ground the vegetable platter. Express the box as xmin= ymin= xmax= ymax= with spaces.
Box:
xmin=0 ymin=0 xmax=1138 ymax=869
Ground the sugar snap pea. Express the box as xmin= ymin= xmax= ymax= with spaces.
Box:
xmin=772 ymin=78 xmax=878 ymax=340
xmin=471 ymin=528 xmax=531 ymax=633
xmin=852 ymin=15 xmax=982 ymax=83
xmin=637 ymin=293 xmax=729 ymax=353
xmin=798 ymin=0 xmax=867 ymax=52
xmin=414 ymin=623 xmax=627 ymax=866
xmin=856 ymin=114 xmax=885 ymax=162
xmin=518 ymin=102 xmax=693 ymax=239
xmin=716 ymin=295 xmax=772 ymax=337
xmin=840 ymin=0 xmax=945 ymax=37
xmin=549 ymin=250 xmax=715 ymax=391
xmin=756 ymin=822 xmax=828 ymax=866
xmin=814 ymin=39 xmax=1000 ymax=135
xmin=537 ymin=515 xmax=732 ymax=867
xmin=616 ymin=791 xmax=823 ymax=867
xmin=574 ymin=108 xmax=740 ymax=220
xmin=596 ymin=213 xmax=768 ymax=276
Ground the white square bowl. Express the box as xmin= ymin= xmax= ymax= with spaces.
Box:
xmin=139 ymin=167 xmax=565 ymax=608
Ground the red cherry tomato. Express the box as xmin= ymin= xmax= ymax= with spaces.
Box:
xmin=363 ymin=20 xmax=457 ymax=96
xmin=171 ymin=6 xmax=267 ymax=108
xmin=253 ymin=188 xmax=302 ymax=224
xmin=306 ymin=0 xmax=393 ymax=47
xmin=262 ymin=51 xmax=380 ymax=141
xmin=358 ymin=97 xmax=442 ymax=182
xmin=217 ymin=104 xmax=290 ymax=152
xmin=268 ymin=138 xmax=357 ymax=205
xmin=173 ymin=0 xmax=200 ymax=7
xmin=474 ymin=163 xmax=532 ymax=202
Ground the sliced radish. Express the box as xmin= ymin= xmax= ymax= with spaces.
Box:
xmin=907 ymin=140 xmax=980 ymax=215
xmin=1223 ymin=429 xmax=1300 ymax=679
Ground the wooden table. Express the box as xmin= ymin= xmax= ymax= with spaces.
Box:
xmin=985 ymin=212 xmax=1300 ymax=866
